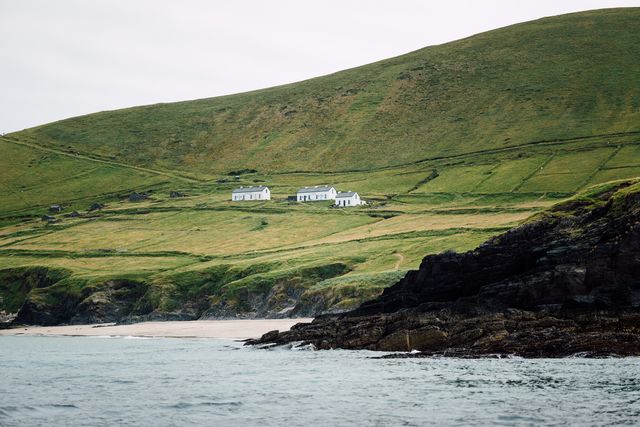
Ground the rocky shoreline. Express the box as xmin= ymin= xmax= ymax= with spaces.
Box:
xmin=249 ymin=309 xmax=640 ymax=357
xmin=247 ymin=182 xmax=640 ymax=357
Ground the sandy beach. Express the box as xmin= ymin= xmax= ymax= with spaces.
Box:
xmin=0 ymin=318 xmax=313 ymax=339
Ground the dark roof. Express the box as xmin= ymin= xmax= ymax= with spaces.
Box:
xmin=232 ymin=186 xmax=269 ymax=193
xmin=336 ymin=191 xmax=358 ymax=198
xmin=297 ymin=186 xmax=334 ymax=194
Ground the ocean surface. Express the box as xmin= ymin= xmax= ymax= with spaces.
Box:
xmin=1 ymin=336 xmax=639 ymax=426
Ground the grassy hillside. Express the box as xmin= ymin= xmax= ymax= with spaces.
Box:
xmin=8 ymin=8 xmax=640 ymax=175
xmin=1 ymin=8 xmax=640 ymax=321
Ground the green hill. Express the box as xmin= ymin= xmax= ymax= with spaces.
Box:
xmin=2 ymin=8 xmax=640 ymax=323
xmin=8 ymin=8 xmax=640 ymax=175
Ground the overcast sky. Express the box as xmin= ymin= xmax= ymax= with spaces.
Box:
xmin=1 ymin=0 xmax=638 ymax=133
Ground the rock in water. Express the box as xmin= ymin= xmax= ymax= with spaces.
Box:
xmin=247 ymin=182 xmax=640 ymax=357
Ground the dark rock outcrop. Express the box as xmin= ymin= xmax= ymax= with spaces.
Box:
xmin=248 ymin=182 xmax=640 ymax=357
xmin=0 ymin=266 xmax=72 ymax=326
xmin=127 ymin=192 xmax=148 ymax=202
xmin=15 ymin=291 xmax=81 ymax=326
xmin=70 ymin=279 xmax=152 ymax=324
xmin=13 ymin=278 xmax=154 ymax=326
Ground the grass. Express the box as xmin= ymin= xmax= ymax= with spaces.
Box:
xmin=605 ymin=144 xmax=640 ymax=168
xmin=7 ymin=210 xmax=378 ymax=255
xmin=6 ymin=8 xmax=640 ymax=175
xmin=474 ymin=156 xmax=548 ymax=193
xmin=0 ymin=139 xmax=173 ymax=215
xmin=415 ymin=164 xmax=497 ymax=193
xmin=2 ymin=8 xmax=640 ymax=316
xmin=588 ymin=167 xmax=640 ymax=185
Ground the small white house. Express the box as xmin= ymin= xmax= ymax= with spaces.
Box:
xmin=231 ymin=186 xmax=270 ymax=201
xmin=335 ymin=191 xmax=364 ymax=207
xmin=297 ymin=185 xmax=337 ymax=202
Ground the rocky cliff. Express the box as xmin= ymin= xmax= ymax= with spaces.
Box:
xmin=248 ymin=181 xmax=640 ymax=356
xmin=0 ymin=262 xmax=359 ymax=328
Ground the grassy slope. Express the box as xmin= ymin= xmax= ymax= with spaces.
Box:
xmin=8 ymin=8 xmax=640 ymax=175
xmin=0 ymin=139 xmax=176 ymax=216
xmin=1 ymin=8 xmax=640 ymax=316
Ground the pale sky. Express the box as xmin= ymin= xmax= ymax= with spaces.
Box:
xmin=1 ymin=0 xmax=638 ymax=133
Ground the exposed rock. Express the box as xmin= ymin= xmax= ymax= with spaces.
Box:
xmin=15 ymin=293 xmax=80 ymax=326
xmin=0 ymin=311 xmax=16 ymax=329
xmin=48 ymin=205 xmax=63 ymax=212
xmin=248 ymin=182 xmax=640 ymax=357
xmin=41 ymin=215 xmax=55 ymax=222
xmin=227 ymin=169 xmax=257 ymax=176
xmin=70 ymin=279 xmax=152 ymax=324
xmin=127 ymin=192 xmax=148 ymax=202
xmin=88 ymin=202 xmax=105 ymax=211
xmin=169 ymin=191 xmax=186 ymax=198
xmin=199 ymin=281 xmax=307 ymax=320
xmin=11 ymin=277 xmax=153 ymax=326
xmin=66 ymin=211 xmax=81 ymax=218
xmin=4 ymin=262 xmax=355 ymax=327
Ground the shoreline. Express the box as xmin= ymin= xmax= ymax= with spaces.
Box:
xmin=0 ymin=318 xmax=313 ymax=339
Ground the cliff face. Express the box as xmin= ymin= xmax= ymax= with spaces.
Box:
xmin=1 ymin=263 xmax=358 ymax=328
xmin=353 ymin=190 xmax=640 ymax=317
xmin=248 ymin=182 xmax=640 ymax=356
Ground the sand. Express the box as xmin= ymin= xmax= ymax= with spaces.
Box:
xmin=0 ymin=318 xmax=313 ymax=339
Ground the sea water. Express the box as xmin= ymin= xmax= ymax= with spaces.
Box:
xmin=1 ymin=336 xmax=639 ymax=426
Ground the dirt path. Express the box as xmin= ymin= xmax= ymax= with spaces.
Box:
xmin=394 ymin=252 xmax=405 ymax=270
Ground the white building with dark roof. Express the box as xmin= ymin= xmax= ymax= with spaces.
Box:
xmin=231 ymin=186 xmax=270 ymax=201
xmin=296 ymin=185 xmax=336 ymax=202
xmin=335 ymin=191 xmax=364 ymax=207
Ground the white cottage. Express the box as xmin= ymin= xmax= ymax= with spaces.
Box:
xmin=335 ymin=191 xmax=364 ymax=207
xmin=296 ymin=185 xmax=337 ymax=202
xmin=231 ymin=186 xmax=270 ymax=201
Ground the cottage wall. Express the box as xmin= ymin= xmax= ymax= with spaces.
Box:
xmin=231 ymin=188 xmax=270 ymax=201
xmin=335 ymin=193 xmax=362 ymax=207
xmin=296 ymin=187 xmax=336 ymax=202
